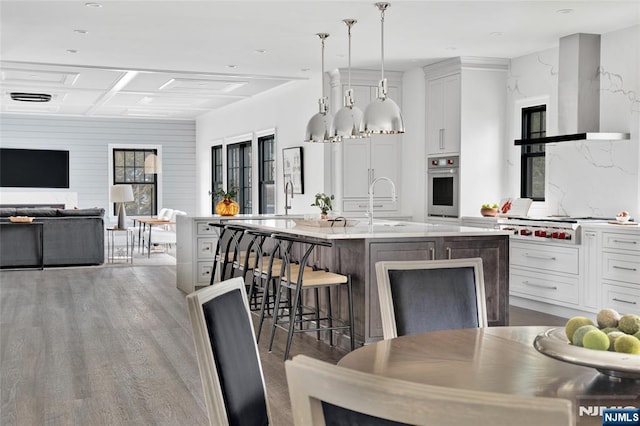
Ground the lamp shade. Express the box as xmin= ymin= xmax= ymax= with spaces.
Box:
xmin=110 ymin=184 xmax=134 ymax=203
xmin=333 ymin=102 xmax=364 ymax=139
xmin=305 ymin=109 xmax=335 ymax=143
xmin=144 ymin=154 xmax=162 ymax=174
xmin=362 ymin=95 xmax=405 ymax=134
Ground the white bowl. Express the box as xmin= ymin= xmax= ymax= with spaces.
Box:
xmin=615 ymin=215 xmax=630 ymax=222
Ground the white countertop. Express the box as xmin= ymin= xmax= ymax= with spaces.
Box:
xmin=229 ymin=218 xmax=510 ymax=240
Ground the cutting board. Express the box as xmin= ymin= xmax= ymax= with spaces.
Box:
xmin=502 ymin=198 xmax=532 ymax=217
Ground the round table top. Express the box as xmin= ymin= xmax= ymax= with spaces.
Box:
xmin=338 ymin=326 xmax=640 ymax=426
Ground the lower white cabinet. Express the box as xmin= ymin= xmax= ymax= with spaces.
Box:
xmin=177 ymin=216 xmax=219 ymax=294
xmin=510 ymin=241 xmax=582 ymax=310
xmin=510 ymin=226 xmax=640 ymax=317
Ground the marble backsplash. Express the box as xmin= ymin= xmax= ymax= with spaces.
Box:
xmin=546 ymin=139 xmax=638 ymax=218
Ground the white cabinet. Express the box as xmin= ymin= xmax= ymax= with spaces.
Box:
xmin=426 ymin=73 xmax=460 ymax=155
xmin=510 ymin=240 xmax=584 ymax=311
xmin=599 ymin=230 xmax=640 ymax=314
xmin=176 ymin=216 xmax=219 ymax=294
xmin=335 ymin=71 xmax=402 ymax=214
xmin=342 ymin=136 xmax=399 ymax=212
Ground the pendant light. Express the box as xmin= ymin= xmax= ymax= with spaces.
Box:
xmin=332 ymin=19 xmax=365 ymax=140
xmin=305 ymin=33 xmax=336 ymax=143
xmin=362 ymin=2 xmax=405 ymax=134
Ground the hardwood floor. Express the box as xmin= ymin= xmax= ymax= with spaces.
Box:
xmin=1 ymin=265 xmax=568 ymax=426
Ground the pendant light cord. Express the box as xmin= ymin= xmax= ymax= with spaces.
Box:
xmin=321 ymin=36 xmax=325 ymax=97
xmin=380 ymin=6 xmax=385 ymax=80
xmin=347 ymin=23 xmax=352 ymax=90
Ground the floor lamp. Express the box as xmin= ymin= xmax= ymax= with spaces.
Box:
xmin=111 ymin=184 xmax=134 ymax=229
xmin=144 ymin=154 xmax=162 ymax=217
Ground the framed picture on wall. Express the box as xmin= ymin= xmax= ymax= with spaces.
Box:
xmin=283 ymin=147 xmax=304 ymax=194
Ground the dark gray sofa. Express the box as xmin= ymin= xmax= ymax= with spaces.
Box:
xmin=0 ymin=207 xmax=105 ymax=267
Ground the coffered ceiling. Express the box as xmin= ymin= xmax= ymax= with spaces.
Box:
xmin=1 ymin=1 xmax=638 ymax=120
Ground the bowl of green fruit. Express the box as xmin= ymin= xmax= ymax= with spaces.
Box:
xmin=534 ymin=309 xmax=640 ymax=380
xmin=480 ymin=204 xmax=499 ymax=217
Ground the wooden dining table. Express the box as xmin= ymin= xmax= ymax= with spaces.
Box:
xmin=338 ymin=326 xmax=640 ymax=426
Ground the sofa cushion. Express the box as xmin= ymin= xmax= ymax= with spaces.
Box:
xmin=57 ymin=208 xmax=105 ymax=217
xmin=15 ymin=207 xmax=58 ymax=217
xmin=0 ymin=208 xmax=17 ymax=217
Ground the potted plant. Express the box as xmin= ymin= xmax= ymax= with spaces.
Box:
xmin=311 ymin=193 xmax=334 ymax=219
xmin=209 ymin=187 xmax=240 ymax=216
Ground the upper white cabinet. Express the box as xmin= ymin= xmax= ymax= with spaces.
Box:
xmin=426 ymin=73 xmax=460 ymax=155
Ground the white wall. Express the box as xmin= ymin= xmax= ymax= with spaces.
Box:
xmin=196 ymin=75 xmax=331 ymax=216
xmin=0 ymin=115 xmax=196 ymax=221
xmin=506 ymin=25 xmax=639 ymax=218
xmin=401 ymin=67 xmax=426 ymax=221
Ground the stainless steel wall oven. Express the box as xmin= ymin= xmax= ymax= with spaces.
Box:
xmin=427 ymin=155 xmax=459 ymax=217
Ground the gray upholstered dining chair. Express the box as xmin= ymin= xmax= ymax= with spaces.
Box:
xmin=375 ymin=258 xmax=488 ymax=339
xmin=285 ymin=355 xmax=574 ymax=426
xmin=186 ymin=277 xmax=272 ymax=426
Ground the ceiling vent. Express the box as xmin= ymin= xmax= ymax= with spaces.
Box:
xmin=10 ymin=92 xmax=52 ymax=102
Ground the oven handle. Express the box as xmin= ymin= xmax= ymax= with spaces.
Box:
xmin=427 ymin=169 xmax=458 ymax=175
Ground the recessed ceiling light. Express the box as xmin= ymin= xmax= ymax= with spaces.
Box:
xmin=66 ymin=49 xmax=78 ymax=54
xmin=255 ymin=49 xmax=266 ymax=54
xmin=556 ymin=8 xmax=574 ymax=14
xmin=85 ymin=2 xmax=102 ymax=8
xmin=301 ymin=68 xmax=310 ymax=72
xmin=490 ymin=32 xmax=503 ymax=37
xmin=74 ymin=29 xmax=88 ymax=35
xmin=445 ymin=47 xmax=457 ymax=51
xmin=226 ymin=65 xmax=237 ymax=69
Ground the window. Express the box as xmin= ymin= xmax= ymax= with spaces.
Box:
xmin=211 ymin=145 xmax=223 ymax=213
xmin=227 ymin=141 xmax=252 ymax=214
xmin=521 ymin=105 xmax=546 ymax=201
xmin=258 ymin=135 xmax=275 ymax=214
xmin=113 ymin=148 xmax=158 ymax=215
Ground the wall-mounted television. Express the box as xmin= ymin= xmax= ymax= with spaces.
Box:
xmin=0 ymin=148 xmax=70 ymax=188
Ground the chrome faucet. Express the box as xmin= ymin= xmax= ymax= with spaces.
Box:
xmin=368 ymin=176 xmax=397 ymax=227
xmin=284 ymin=180 xmax=294 ymax=215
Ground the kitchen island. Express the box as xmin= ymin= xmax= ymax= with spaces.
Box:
xmin=177 ymin=216 xmax=510 ymax=344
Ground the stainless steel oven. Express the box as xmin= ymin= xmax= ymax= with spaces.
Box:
xmin=427 ymin=155 xmax=459 ymax=217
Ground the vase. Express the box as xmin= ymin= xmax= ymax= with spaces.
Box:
xmin=216 ymin=198 xmax=240 ymax=216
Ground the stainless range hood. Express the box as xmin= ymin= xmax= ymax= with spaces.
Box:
xmin=515 ymin=33 xmax=630 ymax=145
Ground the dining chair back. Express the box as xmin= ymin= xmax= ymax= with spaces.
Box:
xmin=376 ymin=258 xmax=488 ymax=339
xmin=186 ymin=277 xmax=271 ymax=426
xmin=285 ymin=355 xmax=574 ymax=426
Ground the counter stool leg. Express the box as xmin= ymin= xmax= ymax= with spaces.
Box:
xmin=284 ymin=282 xmax=303 ymax=360
xmin=327 ymin=286 xmax=333 ymax=346
xmin=314 ymin=287 xmax=321 ymax=340
xmin=348 ymin=276 xmax=355 ymax=351
xmin=267 ymin=276 xmax=285 ymax=353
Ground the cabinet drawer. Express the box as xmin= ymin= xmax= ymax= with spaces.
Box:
xmin=511 ymin=269 xmax=579 ymax=305
xmin=197 ymin=222 xmax=218 ymax=235
xmin=511 ymin=243 xmax=579 ymax=274
xmin=601 ymin=252 xmax=640 ymax=284
xmin=601 ymin=284 xmax=640 ymax=314
xmin=197 ymin=238 xmax=216 ymax=259
xmin=602 ymin=232 xmax=640 ymax=252
xmin=343 ymin=199 xmax=397 ymax=212
xmin=197 ymin=261 xmax=213 ymax=283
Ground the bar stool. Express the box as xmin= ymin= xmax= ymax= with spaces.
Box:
xmin=208 ymin=223 xmax=248 ymax=284
xmin=208 ymin=223 xmax=228 ymax=285
xmin=267 ymin=233 xmax=355 ymax=360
